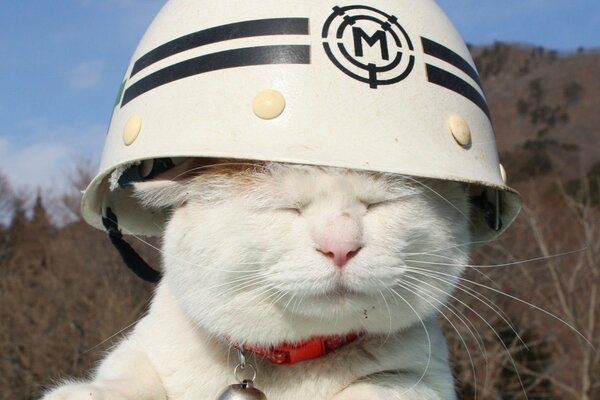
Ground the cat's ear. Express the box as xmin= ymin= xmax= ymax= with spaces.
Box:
xmin=132 ymin=158 xmax=205 ymax=208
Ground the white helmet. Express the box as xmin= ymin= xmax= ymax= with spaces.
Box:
xmin=82 ymin=0 xmax=521 ymax=243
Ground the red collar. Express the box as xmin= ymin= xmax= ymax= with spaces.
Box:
xmin=234 ymin=332 xmax=362 ymax=365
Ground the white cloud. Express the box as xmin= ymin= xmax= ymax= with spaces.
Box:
xmin=69 ymin=61 xmax=105 ymax=90
xmin=0 ymin=121 xmax=104 ymax=192
xmin=0 ymin=137 xmax=75 ymax=191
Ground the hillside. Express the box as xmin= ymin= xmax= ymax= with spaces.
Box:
xmin=472 ymin=43 xmax=600 ymax=182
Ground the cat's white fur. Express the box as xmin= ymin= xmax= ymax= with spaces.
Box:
xmin=43 ymin=162 xmax=471 ymax=399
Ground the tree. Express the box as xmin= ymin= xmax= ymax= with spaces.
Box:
xmin=0 ymin=172 xmax=14 ymax=226
xmin=31 ymin=191 xmax=50 ymax=228
xmin=59 ymin=159 xmax=95 ymax=223
xmin=446 ymin=179 xmax=599 ymax=399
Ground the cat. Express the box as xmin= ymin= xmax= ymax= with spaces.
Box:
xmin=42 ymin=160 xmax=472 ymax=399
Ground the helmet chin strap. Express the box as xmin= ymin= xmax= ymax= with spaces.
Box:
xmin=102 ymin=208 xmax=162 ymax=284
xmin=100 ymin=158 xmax=178 ymax=284
xmin=471 ymin=188 xmax=502 ymax=232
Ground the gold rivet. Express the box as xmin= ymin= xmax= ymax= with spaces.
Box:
xmin=123 ymin=115 xmax=142 ymax=146
xmin=252 ymin=90 xmax=286 ymax=120
xmin=500 ymin=163 xmax=507 ymax=184
xmin=449 ymin=114 xmax=471 ymax=147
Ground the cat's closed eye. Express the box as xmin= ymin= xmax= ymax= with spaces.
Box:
xmin=278 ymin=207 xmax=303 ymax=215
xmin=275 ymin=200 xmax=311 ymax=215
xmin=361 ymin=194 xmax=417 ymax=211
xmin=364 ymin=199 xmax=395 ymax=211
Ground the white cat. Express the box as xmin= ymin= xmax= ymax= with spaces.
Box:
xmin=43 ymin=161 xmax=471 ymax=399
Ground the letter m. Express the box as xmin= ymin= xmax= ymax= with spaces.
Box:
xmin=352 ymin=27 xmax=389 ymax=60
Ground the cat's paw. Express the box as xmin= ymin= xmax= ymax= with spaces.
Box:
xmin=332 ymin=383 xmax=443 ymax=400
xmin=331 ymin=385 xmax=382 ymax=400
xmin=42 ymin=382 xmax=128 ymax=400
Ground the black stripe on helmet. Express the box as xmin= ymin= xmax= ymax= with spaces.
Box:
xmin=122 ymin=45 xmax=310 ymax=107
xmin=421 ymin=37 xmax=483 ymax=92
xmin=425 ymin=63 xmax=491 ymax=120
xmin=131 ymin=18 xmax=310 ymax=78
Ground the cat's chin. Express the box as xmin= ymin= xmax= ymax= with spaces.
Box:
xmin=278 ymin=291 xmax=375 ymax=319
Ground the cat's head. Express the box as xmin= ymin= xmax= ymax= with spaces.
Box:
xmin=134 ymin=160 xmax=471 ymax=346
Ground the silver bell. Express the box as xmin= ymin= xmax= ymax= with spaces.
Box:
xmin=217 ymin=380 xmax=267 ymax=400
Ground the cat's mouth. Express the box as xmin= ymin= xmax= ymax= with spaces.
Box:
xmin=273 ymin=273 xmax=377 ymax=302
xmin=316 ymin=281 xmax=365 ymax=300
xmin=326 ymin=283 xmax=354 ymax=297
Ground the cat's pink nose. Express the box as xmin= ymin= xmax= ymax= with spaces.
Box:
xmin=316 ymin=240 xmax=362 ymax=268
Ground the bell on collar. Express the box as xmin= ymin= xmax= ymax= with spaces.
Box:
xmin=217 ymin=380 xmax=267 ymax=400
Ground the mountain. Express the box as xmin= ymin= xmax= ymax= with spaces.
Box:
xmin=471 ymin=43 xmax=600 ymax=182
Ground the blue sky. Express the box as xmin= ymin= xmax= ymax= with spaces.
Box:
xmin=1 ymin=0 xmax=598 ymax=191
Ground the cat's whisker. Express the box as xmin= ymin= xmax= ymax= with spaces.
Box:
xmin=213 ymin=284 xmax=280 ymax=319
xmin=405 ymin=247 xmax=585 ymax=269
xmin=400 ymin=276 xmax=504 ymax=396
xmin=202 ymin=273 xmax=263 ymax=287
xmin=394 ymin=242 xmax=476 ymax=259
xmin=83 ymin=295 xmax=153 ymax=354
xmin=217 ymin=275 xmax=266 ymax=292
xmin=215 ymin=276 xmax=272 ymax=300
xmin=402 ymin=268 xmax=525 ymax=350
xmin=292 ymin=287 xmax=315 ymax=319
xmin=247 ymin=285 xmax=285 ymax=304
xmin=267 ymin=276 xmax=312 ymax=313
xmin=290 ymin=296 xmax=302 ymax=316
xmin=402 ymin=176 xmax=473 ymax=227
xmin=407 ymin=268 xmax=520 ymax=345
xmin=396 ymin=239 xmax=486 ymax=256
xmin=404 ymin=265 xmax=593 ymax=347
xmin=393 ymin=281 xmax=480 ymax=399
xmin=377 ymin=289 xmax=394 ymax=345
xmin=123 ymin=232 xmax=268 ymax=273
xmin=253 ymin=287 xmax=299 ymax=326
xmin=280 ymin=292 xmax=298 ymax=317
xmin=400 ymin=253 xmax=460 ymax=262
xmin=254 ymin=288 xmax=287 ymax=318
xmin=401 ymin=276 xmax=489 ymax=359
xmin=385 ymin=286 xmax=433 ymax=397
xmin=202 ymin=272 xmax=268 ymax=291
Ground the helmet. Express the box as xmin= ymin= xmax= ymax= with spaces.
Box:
xmin=82 ymin=0 xmax=521 ymax=243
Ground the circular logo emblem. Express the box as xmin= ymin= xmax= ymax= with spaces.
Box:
xmin=322 ymin=5 xmax=415 ymax=89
